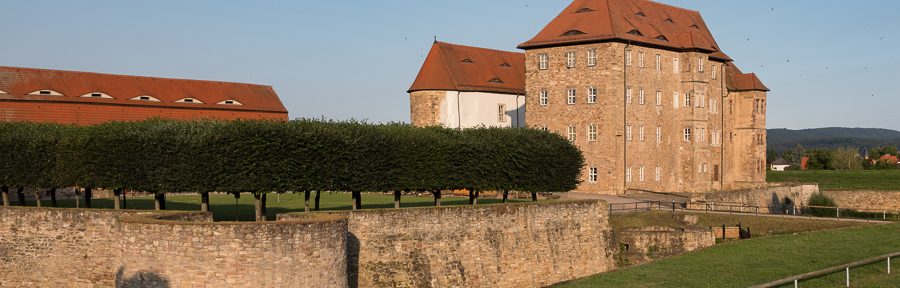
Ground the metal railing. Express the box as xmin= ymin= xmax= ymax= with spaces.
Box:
xmin=751 ymin=252 xmax=898 ymax=288
xmin=608 ymin=201 xmax=899 ymax=222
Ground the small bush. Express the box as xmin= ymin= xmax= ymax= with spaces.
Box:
xmin=806 ymin=192 xmax=837 ymax=217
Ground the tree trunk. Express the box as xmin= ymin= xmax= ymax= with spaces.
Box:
xmin=304 ymin=191 xmax=311 ymax=212
xmin=113 ymin=189 xmax=122 ymax=210
xmin=154 ymin=192 xmax=164 ymax=210
xmin=433 ymin=191 xmax=442 ymax=207
xmin=84 ymin=187 xmax=93 ymax=208
xmin=49 ymin=188 xmax=57 ymax=207
xmin=394 ymin=191 xmax=401 ymax=209
xmin=314 ymin=190 xmax=321 ymax=211
xmin=121 ymin=191 xmax=126 ymax=209
xmin=16 ymin=187 xmax=25 ymax=206
xmin=531 ymin=192 xmax=538 ymax=202
xmin=254 ymin=193 xmax=263 ymax=222
xmin=1 ymin=186 xmax=8 ymax=207
xmin=468 ymin=189 xmax=475 ymax=205
xmin=34 ymin=191 xmax=42 ymax=207
xmin=502 ymin=190 xmax=509 ymax=203
xmin=233 ymin=192 xmax=240 ymax=222
xmin=473 ymin=189 xmax=479 ymax=206
xmin=352 ymin=191 xmax=362 ymax=210
xmin=200 ymin=192 xmax=210 ymax=212
xmin=261 ymin=193 xmax=268 ymax=221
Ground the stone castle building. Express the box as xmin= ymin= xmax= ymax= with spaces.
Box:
xmin=410 ymin=0 xmax=768 ymax=194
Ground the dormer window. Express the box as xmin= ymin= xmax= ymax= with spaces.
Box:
xmin=488 ymin=78 xmax=504 ymax=84
xmin=561 ymin=30 xmax=586 ymax=36
xmin=635 ymin=12 xmax=646 ymax=17
xmin=499 ymin=63 xmax=511 ymax=67
xmin=655 ymin=35 xmax=669 ymax=42
xmin=81 ymin=92 xmax=113 ymax=99
xmin=176 ymin=98 xmax=203 ymax=104
xmin=0 ymin=90 xmax=6 ymax=94
xmin=29 ymin=90 xmax=63 ymax=96
xmin=131 ymin=95 xmax=161 ymax=102
xmin=217 ymin=100 xmax=243 ymax=105
xmin=690 ymin=24 xmax=700 ymax=29
xmin=627 ymin=29 xmax=644 ymax=36
xmin=664 ymin=19 xmax=674 ymax=24
xmin=461 ymin=59 xmax=474 ymax=63
xmin=576 ymin=7 xmax=594 ymax=13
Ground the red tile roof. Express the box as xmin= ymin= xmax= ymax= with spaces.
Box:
xmin=517 ymin=0 xmax=731 ymax=61
xmin=726 ymin=63 xmax=769 ymax=92
xmin=879 ymin=155 xmax=899 ymax=163
xmin=0 ymin=66 xmax=287 ymax=113
xmin=408 ymin=42 xmax=526 ymax=95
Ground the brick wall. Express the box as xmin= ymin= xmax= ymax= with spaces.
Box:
xmin=0 ymin=207 xmax=347 ymax=288
xmin=279 ymin=200 xmax=616 ymax=288
xmin=0 ymin=100 xmax=287 ymax=125
xmin=409 ymin=90 xmax=445 ymax=127
xmin=615 ymin=226 xmax=715 ymax=266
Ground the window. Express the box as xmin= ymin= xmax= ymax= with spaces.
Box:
xmin=684 ymin=128 xmax=692 ymax=142
xmin=498 ymin=104 xmax=507 ymax=122
xmin=638 ymin=51 xmax=645 ymax=68
xmin=699 ymin=164 xmax=703 ymax=174
xmin=587 ymin=49 xmax=598 ymax=67
xmin=176 ymin=98 xmax=204 ymax=104
xmin=539 ymin=90 xmax=549 ymax=106
xmin=710 ymin=98 xmax=717 ymax=113
xmin=626 ymin=125 xmax=633 ymax=141
xmin=0 ymin=90 xmax=6 ymax=94
xmin=699 ymin=94 xmax=705 ymax=108
xmin=589 ymin=167 xmax=598 ymax=183
xmin=626 ymin=167 xmax=632 ymax=182
xmin=714 ymin=165 xmax=720 ymax=181
xmin=587 ymin=87 xmax=597 ymax=103
xmin=131 ymin=95 xmax=161 ymax=102
xmin=588 ymin=124 xmax=597 ymax=142
xmin=639 ymin=125 xmax=645 ymax=142
xmin=639 ymin=166 xmax=645 ymax=182
xmin=656 ymin=126 xmax=662 ymax=143
xmin=566 ymin=51 xmax=576 ymax=68
xmin=626 ymin=50 xmax=632 ymax=66
xmin=29 ymin=90 xmax=63 ymax=96
xmin=698 ymin=57 xmax=705 ymax=72
xmin=655 ymin=91 xmax=662 ymax=106
xmin=703 ymin=163 xmax=708 ymax=173
xmin=626 ymin=88 xmax=633 ymax=104
xmin=673 ymin=92 xmax=679 ymax=109
xmin=684 ymin=93 xmax=692 ymax=107
xmin=700 ymin=128 xmax=706 ymax=142
xmin=81 ymin=92 xmax=112 ymax=99
xmin=567 ymin=125 xmax=577 ymax=142
xmin=673 ymin=58 xmax=680 ymax=73
xmin=567 ymin=88 xmax=577 ymax=104
xmin=539 ymin=54 xmax=549 ymax=70
xmin=217 ymin=100 xmax=243 ymax=105
xmin=655 ymin=54 xmax=661 ymax=71
xmin=638 ymin=88 xmax=645 ymax=105
xmin=655 ymin=166 xmax=661 ymax=181
xmin=712 ymin=64 xmax=718 ymax=79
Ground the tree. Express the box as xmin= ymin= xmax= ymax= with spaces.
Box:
xmin=829 ymin=146 xmax=862 ymax=170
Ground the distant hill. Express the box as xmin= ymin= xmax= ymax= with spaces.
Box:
xmin=767 ymin=127 xmax=900 ymax=152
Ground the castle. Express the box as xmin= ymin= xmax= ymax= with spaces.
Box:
xmin=409 ymin=0 xmax=768 ymax=194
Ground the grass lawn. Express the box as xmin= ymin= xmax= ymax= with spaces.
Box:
xmin=610 ymin=211 xmax=870 ymax=237
xmin=26 ymin=192 xmax=529 ymax=221
xmin=555 ymin=222 xmax=900 ymax=288
xmin=767 ymin=170 xmax=900 ymax=191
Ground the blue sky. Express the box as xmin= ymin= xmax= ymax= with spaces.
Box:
xmin=1 ymin=1 xmax=898 ymax=130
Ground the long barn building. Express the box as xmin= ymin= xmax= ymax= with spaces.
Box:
xmin=0 ymin=66 xmax=288 ymax=125
xmin=409 ymin=0 xmax=768 ymax=194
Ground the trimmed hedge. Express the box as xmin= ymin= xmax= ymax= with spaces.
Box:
xmin=0 ymin=119 xmax=584 ymax=194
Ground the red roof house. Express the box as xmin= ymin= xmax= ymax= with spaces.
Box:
xmin=0 ymin=66 xmax=288 ymax=125
xmin=409 ymin=41 xmax=526 ymax=95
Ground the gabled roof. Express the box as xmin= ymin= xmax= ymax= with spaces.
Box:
xmin=517 ymin=0 xmax=731 ymax=60
xmin=726 ymin=63 xmax=769 ymax=92
xmin=771 ymin=158 xmax=790 ymax=166
xmin=408 ymin=41 xmax=526 ymax=95
xmin=0 ymin=66 xmax=288 ymax=113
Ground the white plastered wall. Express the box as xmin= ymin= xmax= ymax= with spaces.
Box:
xmin=439 ymin=91 xmax=526 ymax=129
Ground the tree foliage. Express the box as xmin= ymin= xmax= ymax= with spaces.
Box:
xmin=0 ymin=119 xmax=584 ymax=194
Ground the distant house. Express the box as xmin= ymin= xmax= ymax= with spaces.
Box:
xmin=878 ymin=154 xmax=900 ymax=164
xmin=770 ymin=159 xmax=790 ymax=171
xmin=800 ymin=156 xmax=809 ymax=170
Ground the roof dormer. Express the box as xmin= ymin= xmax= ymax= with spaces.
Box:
xmin=29 ymin=90 xmax=63 ymax=96
xmin=175 ymin=98 xmax=203 ymax=104
xmin=217 ymin=100 xmax=243 ymax=106
xmin=81 ymin=92 xmax=113 ymax=99
xmin=561 ymin=30 xmax=587 ymax=36
xmin=130 ymin=95 xmax=161 ymax=102
xmin=0 ymin=90 xmax=6 ymax=94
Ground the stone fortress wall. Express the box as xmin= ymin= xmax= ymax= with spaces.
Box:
xmin=1 ymin=200 xmax=618 ymax=288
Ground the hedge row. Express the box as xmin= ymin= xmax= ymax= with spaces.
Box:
xmin=0 ymin=119 xmax=584 ymax=194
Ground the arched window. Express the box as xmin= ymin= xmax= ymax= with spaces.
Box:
xmin=81 ymin=92 xmax=113 ymax=99
xmin=576 ymin=7 xmax=594 ymax=13
xmin=28 ymin=90 xmax=63 ymax=96
xmin=561 ymin=30 xmax=586 ymax=36
xmin=130 ymin=95 xmax=161 ymax=102
xmin=655 ymin=35 xmax=669 ymax=42
xmin=627 ymin=29 xmax=644 ymax=36
xmin=217 ymin=100 xmax=243 ymax=105
xmin=0 ymin=90 xmax=7 ymax=94
xmin=488 ymin=78 xmax=504 ymax=84
xmin=176 ymin=98 xmax=204 ymax=104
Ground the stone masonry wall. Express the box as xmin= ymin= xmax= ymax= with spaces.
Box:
xmin=690 ymin=184 xmax=819 ymax=213
xmin=409 ymin=90 xmax=445 ymax=127
xmin=279 ymin=200 xmax=616 ymax=288
xmin=821 ymin=190 xmax=900 ymax=211
xmin=0 ymin=207 xmax=348 ymax=288
xmin=615 ymin=226 xmax=715 ymax=267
